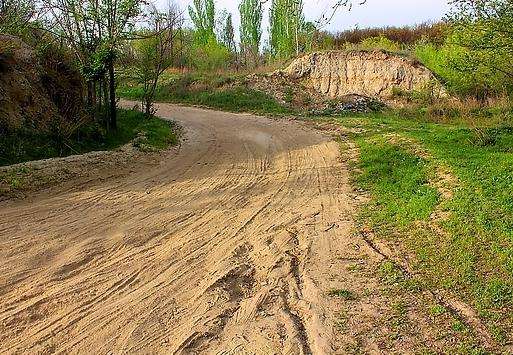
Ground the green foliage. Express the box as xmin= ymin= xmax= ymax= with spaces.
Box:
xmin=191 ymin=34 xmax=232 ymax=71
xmin=328 ymin=289 xmax=357 ymax=300
xmin=356 ymin=138 xmax=439 ymax=229
xmin=0 ymin=0 xmax=34 ymax=35
xmin=269 ymin=0 xmax=305 ymax=58
xmin=129 ymin=5 xmax=182 ymax=116
xmin=188 ymin=0 xmax=215 ymax=44
xmin=239 ymin=0 xmax=263 ymax=60
xmin=445 ymin=0 xmax=513 ymax=96
xmin=118 ymin=73 xmax=292 ymax=115
xmin=358 ymin=35 xmax=402 ymax=52
xmin=344 ymin=108 xmax=513 ymax=339
xmin=131 ymin=35 xmax=163 ymax=115
xmin=415 ymin=34 xmax=511 ymax=98
xmin=186 ymin=0 xmax=233 ymax=71
xmin=0 ymin=109 xmax=177 ymax=166
xmin=217 ymin=10 xmax=235 ymax=53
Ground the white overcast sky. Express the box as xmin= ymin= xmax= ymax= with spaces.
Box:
xmin=162 ymin=0 xmax=451 ymax=40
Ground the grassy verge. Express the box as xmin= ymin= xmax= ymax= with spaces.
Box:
xmin=0 ymin=109 xmax=178 ymax=166
xmin=333 ymin=110 xmax=513 ymax=343
xmin=118 ymin=72 xmax=293 ymax=116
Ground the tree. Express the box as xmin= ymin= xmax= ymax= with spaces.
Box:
xmin=0 ymin=0 xmax=36 ymax=34
xmin=188 ymin=0 xmax=215 ymax=44
xmin=447 ymin=0 xmax=513 ymax=96
xmin=41 ymin=0 xmax=143 ymax=129
xmin=133 ymin=2 xmax=183 ymax=116
xmin=220 ymin=11 xmax=235 ymax=53
xmin=269 ymin=0 xmax=304 ymax=58
xmin=239 ymin=0 xmax=262 ymax=65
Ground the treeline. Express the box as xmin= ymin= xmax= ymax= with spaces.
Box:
xmin=2 ymin=0 xmax=513 ymax=120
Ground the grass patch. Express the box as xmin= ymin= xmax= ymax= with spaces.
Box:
xmin=0 ymin=109 xmax=177 ymax=166
xmin=356 ymin=137 xmax=439 ymax=230
xmin=0 ymin=166 xmax=31 ymax=189
xmin=338 ymin=108 xmax=513 ymax=342
xmin=328 ymin=289 xmax=357 ymax=300
xmin=118 ymin=73 xmax=292 ymax=116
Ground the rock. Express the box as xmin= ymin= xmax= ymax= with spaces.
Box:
xmin=280 ymin=50 xmax=446 ymax=100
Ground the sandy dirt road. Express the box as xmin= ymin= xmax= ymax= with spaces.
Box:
xmin=0 ymin=103 xmax=481 ymax=354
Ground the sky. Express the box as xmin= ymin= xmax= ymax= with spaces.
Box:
xmin=165 ymin=0 xmax=451 ymax=40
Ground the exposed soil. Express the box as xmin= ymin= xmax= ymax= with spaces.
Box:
xmin=0 ymin=34 xmax=84 ymax=132
xmin=0 ymin=143 xmax=172 ymax=200
xmin=0 ymin=103 xmax=486 ymax=354
xmin=282 ymin=50 xmax=446 ymax=100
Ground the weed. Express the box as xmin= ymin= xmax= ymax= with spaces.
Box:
xmin=334 ymin=311 xmax=348 ymax=331
xmin=328 ymin=289 xmax=357 ymax=300
xmin=429 ymin=304 xmax=447 ymax=317
xmin=451 ymin=320 xmax=466 ymax=333
xmin=379 ymin=261 xmax=404 ymax=285
xmin=346 ymin=263 xmax=363 ymax=272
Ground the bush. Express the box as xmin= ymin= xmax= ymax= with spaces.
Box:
xmin=358 ymin=35 xmax=402 ymax=52
xmin=333 ymin=22 xmax=447 ymax=48
xmin=415 ymin=38 xmax=496 ymax=99
xmin=190 ymin=35 xmax=233 ymax=71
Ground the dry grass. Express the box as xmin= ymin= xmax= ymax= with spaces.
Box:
xmin=332 ymin=22 xmax=448 ymax=47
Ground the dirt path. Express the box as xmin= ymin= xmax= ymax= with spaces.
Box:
xmin=0 ymin=103 xmax=484 ymax=354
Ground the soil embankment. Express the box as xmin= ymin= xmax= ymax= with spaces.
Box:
xmin=282 ymin=50 xmax=445 ymax=99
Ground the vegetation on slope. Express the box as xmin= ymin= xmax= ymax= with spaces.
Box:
xmin=327 ymin=108 xmax=513 ymax=344
xmin=0 ymin=109 xmax=178 ymax=166
xmin=118 ymin=72 xmax=293 ymax=115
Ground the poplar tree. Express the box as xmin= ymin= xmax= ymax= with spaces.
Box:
xmin=188 ymin=0 xmax=215 ymax=43
xmin=239 ymin=0 xmax=262 ymax=63
xmin=222 ymin=13 xmax=236 ymax=53
xmin=269 ymin=0 xmax=304 ymax=58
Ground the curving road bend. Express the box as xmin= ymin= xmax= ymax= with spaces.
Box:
xmin=0 ymin=103 xmax=361 ymax=354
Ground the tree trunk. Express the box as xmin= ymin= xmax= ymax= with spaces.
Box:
xmin=87 ymin=82 xmax=94 ymax=107
xmin=108 ymin=55 xmax=117 ymax=130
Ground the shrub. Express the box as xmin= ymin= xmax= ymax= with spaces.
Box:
xmin=414 ymin=38 xmax=500 ymax=99
xmin=190 ymin=35 xmax=233 ymax=71
xmin=333 ymin=22 xmax=448 ymax=48
xmin=358 ymin=35 xmax=402 ymax=52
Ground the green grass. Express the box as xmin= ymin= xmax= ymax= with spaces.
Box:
xmin=328 ymin=289 xmax=357 ymax=300
xmin=356 ymin=137 xmax=439 ymax=229
xmin=0 ymin=109 xmax=177 ymax=166
xmin=118 ymin=73 xmax=293 ymax=116
xmin=335 ymin=109 xmax=513 ymax=342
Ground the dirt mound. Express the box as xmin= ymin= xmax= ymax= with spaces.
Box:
xmin=281 ymin=50 xmax=446 ymax=100
xmin=245 ymin=72 xmax=386 ymax=114
xmin=0 ymin=34 xmax=84 ymax=133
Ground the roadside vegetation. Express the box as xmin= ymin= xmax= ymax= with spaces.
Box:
xmin=332 ymin=108 xmax=513 ymax=344
xmin=118 ymin=72 xmax=292 ymax=115
xmin=0 ymin=109 xmax=177 ymax=166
